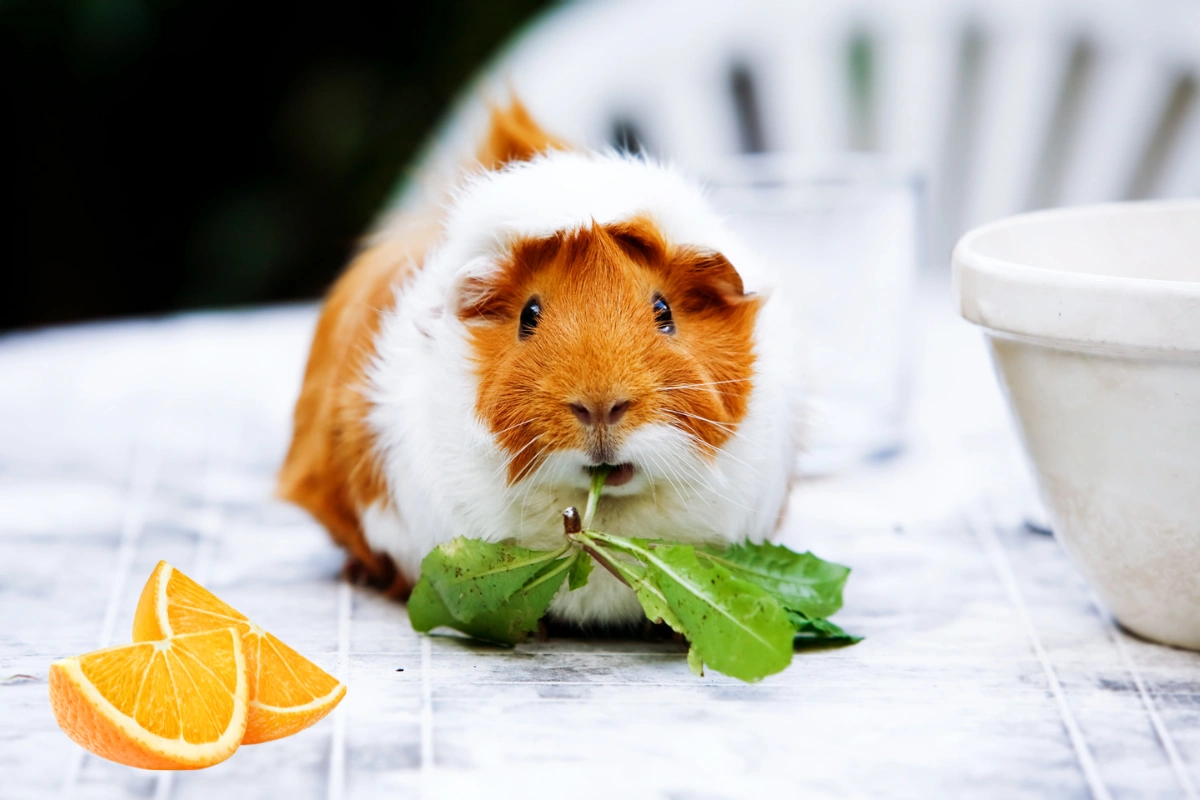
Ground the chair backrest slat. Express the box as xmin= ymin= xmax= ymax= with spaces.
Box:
xmin=1155 ymin=84 xmax=1200 ymax=198
xmin=1056 ymin=55 xmax=1167 ymax=206
xmin=958 ymin=13 xmax=1070 ymax=239
xmin=389 ymin=0 xmax=1200 ymax=263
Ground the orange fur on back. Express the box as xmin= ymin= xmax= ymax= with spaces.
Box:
xmin=279 ymin=100 xmax=565 ymax=594
xmin=463 ymin=218 xmax=761 ymax=484
xmin=278 ymin=234 xmax=417 ymax=596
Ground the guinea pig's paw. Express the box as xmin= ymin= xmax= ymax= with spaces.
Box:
xmin=341 ymin=553 xmax=376 ymax=586
xmin=381 ymin=572 xmax=413 ymax=602
xmin=341 ymin=552 xmax=411 ymax=601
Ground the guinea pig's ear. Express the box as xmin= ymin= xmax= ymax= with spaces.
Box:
xmin=671 ymin=248 xmax=756 ymax=313
xmin=446 ymin=256 xmax=508 ymax=322
xmin=476 ymin=97 xmax=569 ymax=171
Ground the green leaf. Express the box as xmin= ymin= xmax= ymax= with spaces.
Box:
xmin=406 ymin=575 xmax=459 ymax=635
xmin=586 ymin=532 xmax=794 ymax=682
xmin=699 ymin=541 xmax=851 ymax=620
xmin=418 ymin=537 xmax=568 ymax=623
xmin=567 ymin=551 xmax=593 ymax=591
xmin=408 ymin=554 xmax=576 ymax=646
xmin=619 ymin=560 xmax=686 ymax=632
xmin=687 ymin=646 xmax=705 ymax=677
xmin=786 ymin=610 xmax=863 ymax=648
xmin=449 ymin=558 xmax=572 ymax=645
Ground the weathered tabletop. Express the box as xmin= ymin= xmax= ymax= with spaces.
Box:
xmin=2 ymin=277 xmax=1198 ymax=799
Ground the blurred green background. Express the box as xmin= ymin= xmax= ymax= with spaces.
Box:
xmin=0 ymin=0 xmax=552 ymax=332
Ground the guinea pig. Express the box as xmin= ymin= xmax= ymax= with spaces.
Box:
xmin=279 ymin=100 xmax=802 ymax=627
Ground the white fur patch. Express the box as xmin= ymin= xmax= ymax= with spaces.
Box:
xmin=425 ymin=151 xmax=779 ymax=304
xmin=362 ymin=150 xmax=802 ymax=626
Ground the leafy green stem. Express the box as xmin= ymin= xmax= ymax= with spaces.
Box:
xmin=567 ymin=530 xmax=681 ymax=631
xmin=580 ymin=530 xmax=780 ymax=653
xmin=521 ymin=551 xmax=578 ymax=593
xmin=582 ymin=466 xmax=610 ymax=530
xmin=566 ymin=530 xmax=634 ymax=588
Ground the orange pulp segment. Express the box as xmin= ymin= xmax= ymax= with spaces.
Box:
xmin=132 ymin=561 xmax=346 ymax=744
xmin=49 ymin=628 xmax=248 ymax=770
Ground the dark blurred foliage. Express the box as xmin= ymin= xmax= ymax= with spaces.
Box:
xmin=0 ymin=0 xmax=552 ymax=332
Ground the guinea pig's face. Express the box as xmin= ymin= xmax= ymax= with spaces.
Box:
xmin=456 ymin=217 xmax=761 ymax=497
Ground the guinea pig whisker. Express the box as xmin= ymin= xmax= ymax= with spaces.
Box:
xmin=504 ymin=456 xmax=543 ymax=534
xmin=663 ymin=446 xmax=719 ymax=492
xmin=663 ymin=457 xmax=727 ymax=518
xmin=639 ymin=454 xmax=659 ymax=508
xmin=492 ymin=431 xmax=542 ymax=473
xmin=648 ymin=446 xmax=697 ymax=506
xmin=513 ymin=444 xmax=556 ymax=534
xmin=646 ymin=445 xmax=756 ymax=521
xmin=643 ymin=448 xmax=678 ymax=498
xmin=674 ymin=427 xmax=761 ymax=477
xmin=670 ymin=451 xmax=761 ymax=516
xmin=656 ymin=378 xmax=752 ymax=392
xmin=470 ymin=418 xmax=539 ymax=459
xmin=487 ymin=432 xmax=545 ymax=485
xmin=672 ymin=448 xmax=726 ymax=492
xmin=668 ymin=409 xmax=739 ymax=435
xmin=490 ymin=418 xmax=539 ymax=437
xmin=672 ymin=422 xmax=763 ymax=479
xmin=508 ymin=439 xmax=550 ymax=488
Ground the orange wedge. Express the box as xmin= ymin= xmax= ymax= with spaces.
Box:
xmin=49 ymin=628 xmax=247 ymax=769
xmin=132 ymin=561 xmax=345 ymax=744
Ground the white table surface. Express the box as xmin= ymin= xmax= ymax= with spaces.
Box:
xmin=2 ymin=276 xmax=1198 ymax=799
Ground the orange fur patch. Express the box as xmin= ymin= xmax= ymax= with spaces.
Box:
xmin=278 ymin=232 xmax=429 ymax=598
xmin=280 ymin=99 xmax=568 ymax=593
xmin=463 ymin=218 xmax=760 ymax=484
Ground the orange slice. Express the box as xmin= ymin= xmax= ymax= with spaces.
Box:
xmin=49 ymin=628 xmax=247 ymax=770
xmin=132 ymin=561 xmax=346 ymax=744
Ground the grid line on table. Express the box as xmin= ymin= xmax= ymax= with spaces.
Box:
xmin=420 ymin=635 xmax=434 ymax=791
xmin=326 ymin=581 xmax=352 ymax=800
xmin=1098 ymin=592 xmax=1199 ymax=800
xmin=62 ymin=443 xmax=160 ymax=799
xmin=154 ymin=416 xmax=231 ymax=800
xmin=97 ymin=444 xmax=160 ymax=650
xmin=348 ymin=650 xmax=688 ymax=658
xmin=969 ymin=508 xmax=1113 ymax=800
xmin=154 ymin=771 xmax=174 ymax=800
xmin=147 ymin=415 xmax=235 ymax=800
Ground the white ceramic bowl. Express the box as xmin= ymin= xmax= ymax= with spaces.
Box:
xmin=953 ymin=199 xmax=1200 ymax=650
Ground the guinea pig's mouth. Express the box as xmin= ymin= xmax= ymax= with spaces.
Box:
xmin=587 ymin=463 xmax=635 ymax=487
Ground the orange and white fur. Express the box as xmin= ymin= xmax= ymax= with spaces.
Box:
xmin=280 ymin=101 xmax=802 ymax=627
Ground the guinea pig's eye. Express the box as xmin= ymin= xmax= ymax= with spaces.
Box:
xmin=519 ymin=296 xmax=541 ymax=340
xmin=652 ymin=293 xmax=675 ymax=335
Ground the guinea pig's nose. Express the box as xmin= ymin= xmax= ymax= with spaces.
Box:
xmin=569 ymin=399 xmax=631 ymax=427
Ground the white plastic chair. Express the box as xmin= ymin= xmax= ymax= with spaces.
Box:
xmin=389 ymin=0 xmax=1200 ymax=261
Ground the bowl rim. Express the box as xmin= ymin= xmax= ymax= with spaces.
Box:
xmin=953 ymin=199 xmax=1200 ymax=358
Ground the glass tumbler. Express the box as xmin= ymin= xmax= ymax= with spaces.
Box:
xmin=701 ymin=154 xmax=923 ymax=475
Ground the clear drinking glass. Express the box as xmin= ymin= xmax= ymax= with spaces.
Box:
xmin=702 ymin=154 xmax=923 ymax=475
